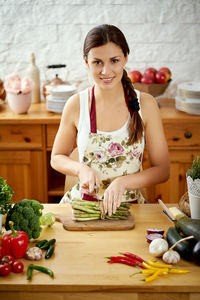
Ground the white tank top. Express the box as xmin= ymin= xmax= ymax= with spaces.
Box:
xmin=77 ymin=88 xmax=142 ymax=162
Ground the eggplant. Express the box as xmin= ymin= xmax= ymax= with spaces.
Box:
xmin=192 ymin=241 xmax=200 ymax=265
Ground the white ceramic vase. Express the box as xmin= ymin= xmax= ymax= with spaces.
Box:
xmin=7 ymin=92 xmax=32 ymax=114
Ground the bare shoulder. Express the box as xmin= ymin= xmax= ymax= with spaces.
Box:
xmin=139 ymin=92 xmax=160 ymax=125
xmin=61 ymin=92 xmax=80 ymax=127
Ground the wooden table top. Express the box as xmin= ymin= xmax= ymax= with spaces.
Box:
xmin=0 ymin=203 xmax=199 ymax=295
xmin=1 ymin=99 xmax=200 ymax=125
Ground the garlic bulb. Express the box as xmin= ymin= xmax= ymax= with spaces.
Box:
xmin=149 ymin=238 xmax=169 ymax=257
xmin=162 ymin=250 xmax=180 ymax=264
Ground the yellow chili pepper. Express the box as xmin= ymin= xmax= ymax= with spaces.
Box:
xmin=142 ymin=262 xmax=159 ymax=270
xmin=147 ymin=259 xmax=173 ymax=268
xmin=142 ymin=269 xmax=155 ymax=275
xmin=168 ymin=268 xmax=190 ymax=274
xmin=145 ymin=269 xmax=163 ymax=283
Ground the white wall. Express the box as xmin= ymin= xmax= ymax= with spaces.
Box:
xmin=0 ymin=0 xmax=199 ymax=98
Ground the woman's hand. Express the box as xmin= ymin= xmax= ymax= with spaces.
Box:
xmin=78 ymin=163 xmax=100 ymax=193
xmin=103 ymin=177 xmax=125 ymax=216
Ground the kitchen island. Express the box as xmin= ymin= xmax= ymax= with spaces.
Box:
xmin=0 ymin=203 xmax=199 ymax=300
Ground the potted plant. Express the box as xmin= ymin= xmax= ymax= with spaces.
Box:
xmin=186 ymin=157 xmax=200 ymax=219
xmin=0 ymin=177 xmax=14 ymax=232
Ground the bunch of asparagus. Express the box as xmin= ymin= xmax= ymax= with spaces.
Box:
xmin=71 ymin=199 xmax=131 ymax=221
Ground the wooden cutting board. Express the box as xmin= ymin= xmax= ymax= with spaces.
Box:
xmin=55 ymin=213 xmax=135 ymax=231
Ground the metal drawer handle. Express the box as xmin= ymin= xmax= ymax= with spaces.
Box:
xmin=184 ymin=132 xmax=192 ymax=139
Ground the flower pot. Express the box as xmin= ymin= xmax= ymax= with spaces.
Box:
xmin=186 ymin=174 xmax=200 ymax=219
xmin=7 ymin=92 xmax=32 ymax=114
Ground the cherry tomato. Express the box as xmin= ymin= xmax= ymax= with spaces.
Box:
xmin=0 ymin=263 xmax=12 ymax=276
xmin=1 ymin=255 xmax=15 ymax=265
xmin=12 ymin=261 xmax=24 ymax=273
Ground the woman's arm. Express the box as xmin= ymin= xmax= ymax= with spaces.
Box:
xmin=50 ymin=93 xmax=100 ymax=192
xmin=50 ymin=93 xmax=81 ymax=176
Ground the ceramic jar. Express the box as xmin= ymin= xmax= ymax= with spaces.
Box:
xmin=7 ymin=92 xmax=32 ymax=114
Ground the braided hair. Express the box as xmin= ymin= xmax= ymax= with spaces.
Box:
xmin=122 ymin=69 xmax=144 ymax=144
xmin=83 ymin=24 xmax=144 ymax=144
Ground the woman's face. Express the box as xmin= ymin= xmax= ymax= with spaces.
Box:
xmin=85 ymin=42 xmax=128 ymax=90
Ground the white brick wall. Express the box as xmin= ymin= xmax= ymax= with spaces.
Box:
xmin=0 ymin=0 xmax=199 ymax=98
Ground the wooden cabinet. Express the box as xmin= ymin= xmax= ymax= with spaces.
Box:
xmin=0 ymin=100 xmax=199 ymax=204
xmin=0 ymin=124 xmax=45 ymax=202
xmin=0 ymin=150 xmax=44 ymax=202
xmin=144 ymin=99 xmax=200 ymax=203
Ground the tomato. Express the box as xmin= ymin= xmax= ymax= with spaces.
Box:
xmin=1 ymin=255 xmax=15 ymax=265
xmin=0 ymin=263 xmax=12 ymax=276
xmin=12 ymin=261 xmax=24 ymax=273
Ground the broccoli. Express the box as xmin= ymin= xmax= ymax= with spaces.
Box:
xmin=5 ymin=199 xmax=44 ymax=240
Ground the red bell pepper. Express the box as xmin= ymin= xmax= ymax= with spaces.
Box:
xmin=2 ymin=221 xmax=28 ymax=259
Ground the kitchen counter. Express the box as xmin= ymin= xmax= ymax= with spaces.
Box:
xmin=0 ymin=203 xmax=199 ymax=300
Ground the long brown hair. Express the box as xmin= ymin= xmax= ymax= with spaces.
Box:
xmin=83 ymin=24 xmax=144 ymax=144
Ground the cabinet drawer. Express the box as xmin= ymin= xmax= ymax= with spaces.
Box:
xmin=164 ymin=123 xmax=200 ymax=147
xmin=46 ymin=125 xmax=59 ymax=148
xmin=0 ymin=125 xmax=42 ymax=149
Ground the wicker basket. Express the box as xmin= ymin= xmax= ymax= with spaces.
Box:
xmin=178 ymin=191 xmax=191 ymax=217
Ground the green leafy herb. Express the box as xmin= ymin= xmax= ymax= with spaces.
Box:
xmin=0 ymin=177 xmax=14 ymax=215
xmin=187 ymin=157 xmax=200 ymax=180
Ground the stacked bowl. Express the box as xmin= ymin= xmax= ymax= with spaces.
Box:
xmin=175 ymin=82 xmax=200 ymax=115
xmin=47 ymin=84 xmax=76 ymax=113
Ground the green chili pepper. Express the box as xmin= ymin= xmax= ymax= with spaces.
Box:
xmin=41 ymin=238 xmax=56 ymax=250
xmin=27 ymin=265 xmax=33 ymax=280
xmin=26 ymin=264 xmax=54 ymax=280
xmin=45 ymin=244 xmax=55 ymax=259
xmin=36 ymin=239 xmax=48 ymax=248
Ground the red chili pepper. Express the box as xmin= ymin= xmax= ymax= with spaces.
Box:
xmin=122 ymin=252 xmax=147 ymax=263
xmin=2 ymin=221 xmax=28 ymax=259
xmin=107 ymin=256 xmax=141 ymax=267
xmin=107 ymin=255 xmax=145 ymax=269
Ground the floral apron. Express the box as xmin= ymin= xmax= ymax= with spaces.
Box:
xmin=60 ymin=87 xmax=145 ymax=204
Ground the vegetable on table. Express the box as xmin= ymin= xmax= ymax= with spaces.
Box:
xmin=0 ymin=246 xmax=7 ymax=259
xmin=40 ymin=238 xmax=56 ymax=250
xmin=107 ymin=253 xmax=146 ymax=269
xmin=166 ymin=226 xmax=195 ymax=261
xmin=162 ymin=249 xmax=180 ymax=265
xmin=36 ymin=239 xmax=48 ymax=248
xmin=26 ymin=264 xmax=54 ymax=280
xmin=146 ymin=233 xmax=164 ymax=244
xmin=12 ymin=261 xmax=24 ymax=273
xmin=2 ymin=221 xmax=28 ymax=259
xmin=45 ymin=244 xmax=55 ymax=259
xmin=71 ymin=199 xmax=131 ymax=221
xmin=192 ymin=241 xmax=200 ymax=265
xmin=5 ymin=199 xmax=44 ymax=240
xmin=146 ymin=229 xmax=164 ymax=235
xmin=0 ymin=262 xmax=12 ymax=276
xmin=24 ymin=247 xmax=43 ymax=261
xmin=0 ymin=177 xmax=14 ymax=216
xmin=1 ymin=255 xmax=15 ymax=265
xmin=106 ymin=252 xmax=190 ymax=283
xmin=149 ymin=238 xmax=169 ymax=257
xmin=40 ymin=212 xmax=55 ymax=227
xmin=175 ymin=216 xmax=200 ymax=241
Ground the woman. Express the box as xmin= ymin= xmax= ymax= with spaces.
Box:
xmin=51 ymin=24 xmax=170 ymax=216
